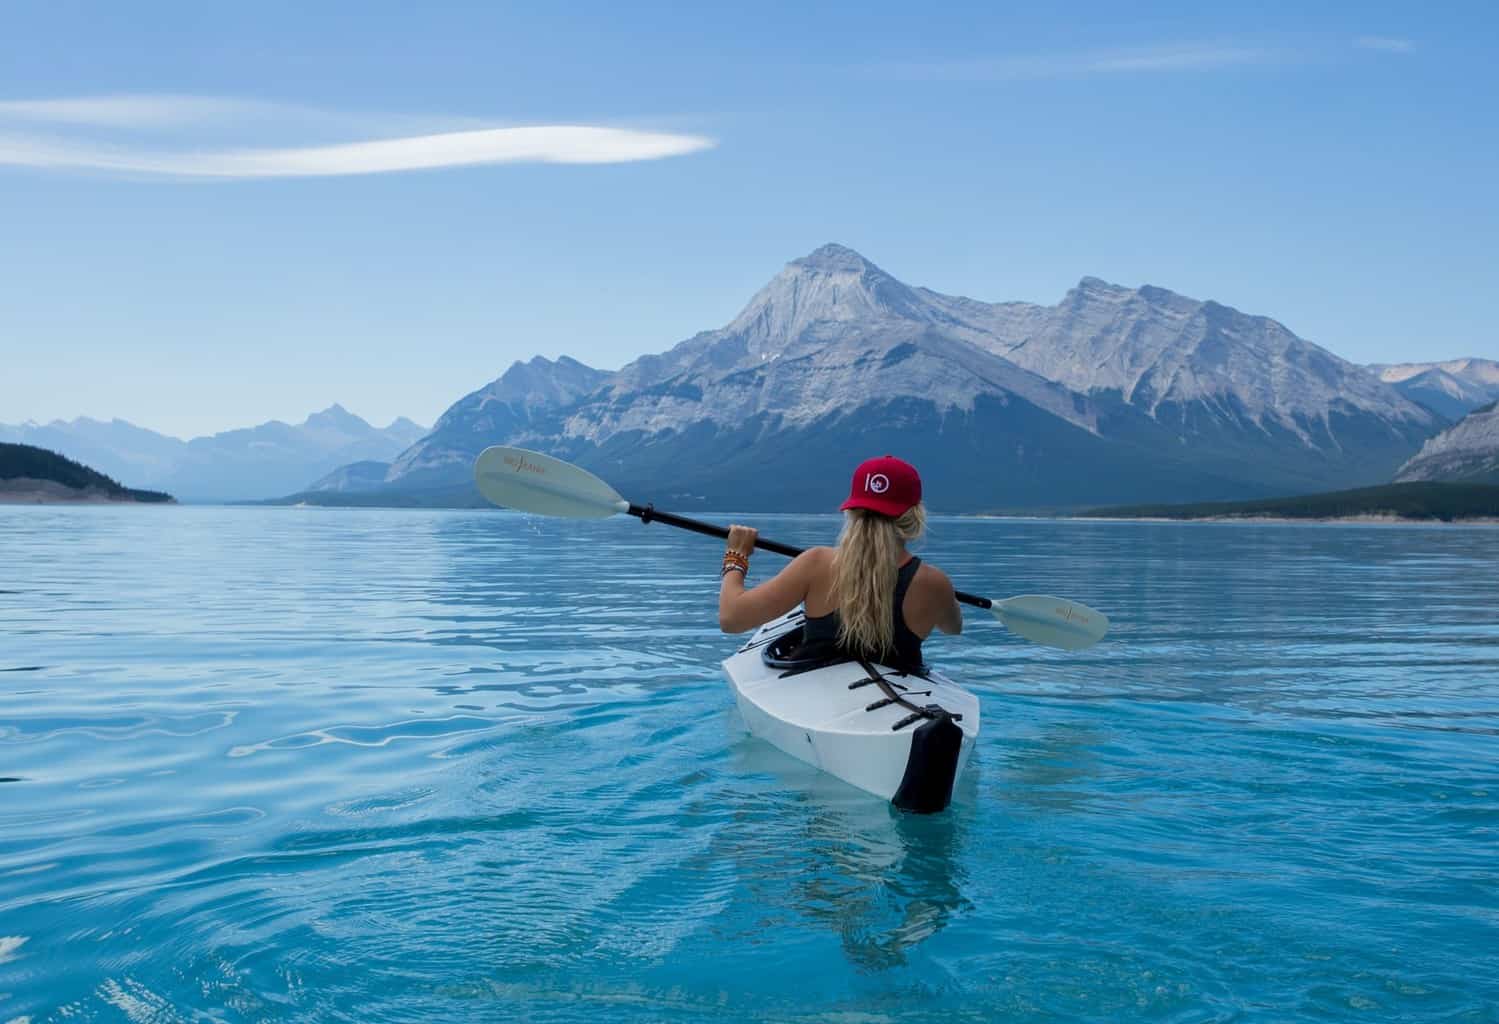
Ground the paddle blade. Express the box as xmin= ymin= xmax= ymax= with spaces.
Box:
xmin=474 ymin=446 xmax=629 ymax=519
xmin=992 ymin=595 xmax=1109 ymax=651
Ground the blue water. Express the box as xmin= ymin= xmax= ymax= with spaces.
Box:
xmin=1 ymin=507 xmax=1496 ymax=1022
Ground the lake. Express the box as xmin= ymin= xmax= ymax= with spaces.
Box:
xmin=1 ymin=506 xmax=1496 ymax=1022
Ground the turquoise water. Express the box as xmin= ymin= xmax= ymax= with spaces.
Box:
xmin=1 ymin=506 xmax=1496 ymax=1022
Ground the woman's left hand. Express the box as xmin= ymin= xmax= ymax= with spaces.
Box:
xmin=726 ymin=524 xmax=758 ymax=560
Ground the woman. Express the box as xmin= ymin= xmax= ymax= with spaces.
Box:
xmin=718 ymin=455 xmax=962 ymax=670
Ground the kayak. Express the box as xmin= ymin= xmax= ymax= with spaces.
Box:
xmin=722 ymin=608 xmax=981 ymax=813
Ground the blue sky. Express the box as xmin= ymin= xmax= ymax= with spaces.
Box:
xmin=2 ymin=1 xmax=1495 ymax=438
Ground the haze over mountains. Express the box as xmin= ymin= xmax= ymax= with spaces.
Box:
xmin=0 ymin=406 xmax=426 ymax=503
xmin=312 ymin=244 xmax=1463 ymax=510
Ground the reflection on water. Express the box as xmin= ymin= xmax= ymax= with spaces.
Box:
xmin=726 ymin=737 xmax=972 ymax=971
xmin=0 ymin=507 xmax=1496 ymax=1022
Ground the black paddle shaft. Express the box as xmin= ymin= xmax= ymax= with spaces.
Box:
xmin=625 ymin=503 xmax=992 ymax=610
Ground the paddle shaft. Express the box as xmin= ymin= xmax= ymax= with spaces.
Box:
xmin=626 ymin=503 xmax=994 ymax=610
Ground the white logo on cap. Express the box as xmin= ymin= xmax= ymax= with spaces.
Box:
xmin=866 ymin=473 xmax=890 ymax=494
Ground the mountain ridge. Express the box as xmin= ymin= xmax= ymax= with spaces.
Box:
xmin=1366 ymin=358 xmax=1499 ymax=421
xmin=334 ymin=243 xmax=1439 ymax=511
xmin=0 ymin=406 xmax=428 ymax=502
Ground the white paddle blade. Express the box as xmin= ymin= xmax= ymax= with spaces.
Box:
xmin=474 ymin=446 xmax=629 ymax=519
xmin=992 ymin=595 xmax=1109 ymax=651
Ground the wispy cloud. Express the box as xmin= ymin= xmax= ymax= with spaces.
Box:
xmin=0 ymin=94 xmax=284 ymax=127
xmin=1354 ymin=36 xmax=1415 ymax=53
xmin=882 ymin=43 xmax=1279 ymax=82
xmin=0 ymin=94 xmax=715 ymax=179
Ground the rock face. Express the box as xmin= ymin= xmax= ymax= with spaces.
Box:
xmin=384 ymin=356 xmax=607 ymax=490
xmin=972 ymin=277 xmax=1427 ymax=440
xmin=0 ymin=406 xmax=428 ymax=502
xmin=1367 ymin=359 xmax=1499 ymax=422
xmin=1395 ymin=402 xmax=1499 ymax=484
xmin=304 ymin=460 xmax=393 ymax=494
xmin=372 ymin=244 xmax=1437 ymax=510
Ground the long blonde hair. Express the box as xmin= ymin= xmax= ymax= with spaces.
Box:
xmin=832 ymin=504 xmax=927 ymax=657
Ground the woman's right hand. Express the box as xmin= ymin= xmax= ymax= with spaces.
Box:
xmin=726 ymin=524 xmax=758 ymax=560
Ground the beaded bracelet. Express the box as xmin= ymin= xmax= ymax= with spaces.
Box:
xmin=722 ymin=550 xmax=749 ymax=579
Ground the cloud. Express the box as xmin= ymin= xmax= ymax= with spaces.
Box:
xmin=0 ymin=94 xmax=283 ymax=127
xmin=0 ymin=94 xmax=715 ymax=179
xmin=0 ymin=126 xmax=714 ymax=177
xmin=883 ymin=44 xmax=1277 ymax=81
xmin=1354 ymin=36 xmax=1415 ymax=53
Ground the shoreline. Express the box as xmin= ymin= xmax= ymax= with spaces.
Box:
xmin=0 ymin=478 xmax=173 ymax=505
xmin=1061 ymin=513 xmax=1499 ymax=526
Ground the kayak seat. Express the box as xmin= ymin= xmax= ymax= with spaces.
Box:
xmin=761 ymin=625 xmax=856 ymax=678
xmin=762 ymin=626 xmax=930 ymax=681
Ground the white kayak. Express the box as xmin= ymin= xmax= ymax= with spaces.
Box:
xmin=722 ymin=608 xmax=981 ymax=813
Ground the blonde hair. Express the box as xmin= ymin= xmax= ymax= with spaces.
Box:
xmin=832 ymin=504 xmax=926 ymax=658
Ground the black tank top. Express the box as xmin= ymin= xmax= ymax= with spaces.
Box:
xmin=800 ymin=556 xmax=925 ymax=671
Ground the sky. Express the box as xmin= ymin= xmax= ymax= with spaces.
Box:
xmin=2 ymin=1 xmax=1496 ymax=438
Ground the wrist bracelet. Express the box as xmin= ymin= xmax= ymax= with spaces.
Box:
xmin=722 ymin=549 xmax=749 ymax=580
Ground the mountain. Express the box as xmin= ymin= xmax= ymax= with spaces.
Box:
xmin=1394 ymin=402 xmax=1499 ymax=485
xmin=0 ymin=407 xmax=427 ymax=502
xmin=317 ymin=244 xmax=1440 ymax=510
xmin=303 ymin=459 xmax=393 ymax=494
xmin=0 ymin=442 xmax=173 ymax=503
xmin=925 ymin=274 xmax=1437 ymax=488
xmin=1367 ymin=359 xmax=1499 ymax=421
xmin=382 ymin=356 xmax=608 ymax=492
xmin=0 ymin=417 xmax=185 ymax=491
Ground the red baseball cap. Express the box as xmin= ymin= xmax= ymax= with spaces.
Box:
xmin=840 ymin=455 xmax=922 ymax=517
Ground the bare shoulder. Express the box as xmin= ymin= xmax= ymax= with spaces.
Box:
xmin=913 ymin=560 xmax=956 ymax=596
xmin=912 ymin=560 xmax=962 ymax=634
xmin=796 ymin=546 xmax=836 ymax=568
xmin=780 ymin=545 xmax=834 ymax=579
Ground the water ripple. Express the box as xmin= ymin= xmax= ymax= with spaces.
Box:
xmin=0 ymin=508 xmax=1495 ymax=1022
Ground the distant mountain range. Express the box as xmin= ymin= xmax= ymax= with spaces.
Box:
xmin=15 ymin=245 xmax=1492 ymax=510
xmin=1367 ymin=359 xmax=1499 ymax=422
xmin=296 ymin=244 xmax=1460 ymax=511
xmin=0 ymin=406 xmax=426 ymax=502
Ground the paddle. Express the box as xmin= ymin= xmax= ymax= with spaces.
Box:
xmin=474 ymin=445 xmax=1109 ymax=651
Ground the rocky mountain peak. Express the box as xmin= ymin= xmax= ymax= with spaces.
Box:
xmin=724 ymin=243 xmax=931 ymax=355
xmin=789 ymin=243 xmax=880 ymax=273
xmin=1072 ymin=275 xmax=1124 ymax=294
xmin=303 ymin=403 xmax=367 ymax=431
xmin=482 ymin=355 xmax=607 ymax=406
